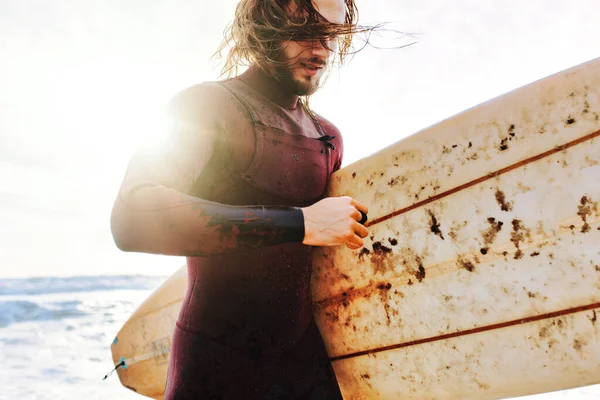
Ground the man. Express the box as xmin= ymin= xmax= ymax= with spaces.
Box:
xmin=111 ymin=0 xmax=369 ymax=398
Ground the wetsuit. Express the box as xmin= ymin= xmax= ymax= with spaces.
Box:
xmin=113 ymin=67 xmax=344 ymax=399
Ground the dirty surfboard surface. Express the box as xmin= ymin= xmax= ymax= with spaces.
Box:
xmin=111 ymin=57 xmax=600 ymax=399
xmin=311 ymin=56 xmax=600 ymax=399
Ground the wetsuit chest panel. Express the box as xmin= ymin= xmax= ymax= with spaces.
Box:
xmin=244 ymin=124 xmax=330 ymax=203
xmin=212 ymin=80 xmax=334 ymax=205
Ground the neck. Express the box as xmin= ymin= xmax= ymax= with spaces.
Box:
xmin=238 ymin=65 xmax=300 ymax=110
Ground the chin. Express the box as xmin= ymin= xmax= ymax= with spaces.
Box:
xmin=292 ymin=75 xmax=322 ymax=96
xmin=274 ymin=65 xmax=323 ymax=96
xmin=294 ymin=81 xmax=319 ymax=96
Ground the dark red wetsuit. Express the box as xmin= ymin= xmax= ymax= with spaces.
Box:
xmin=115 ymin=67 xmax=344 ymax=399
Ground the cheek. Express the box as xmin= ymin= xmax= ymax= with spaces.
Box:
xmin=280 ymin=41 xmax=310 ymax=63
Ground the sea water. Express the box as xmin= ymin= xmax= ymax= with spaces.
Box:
xmin=1 ymin=275 xmax=599 ymax=400
xmin=0 ymin=275 xmax=161 ymax=400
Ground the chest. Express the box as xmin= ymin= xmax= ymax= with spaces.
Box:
xmin=197 ymin=81 xmax=341 ymax=205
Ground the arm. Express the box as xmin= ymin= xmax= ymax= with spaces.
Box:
xmin=111 ymin=83 xmax=304 ymax=256
xmin=110 ymin=84 xmax=369 ymax=257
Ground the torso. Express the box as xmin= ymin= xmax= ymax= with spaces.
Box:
xmin=176 ymin=68 xmax=343 ymax=354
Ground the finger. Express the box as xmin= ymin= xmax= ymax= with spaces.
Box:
xmin=350 ymin=208 xmax=362 ymax=221
xmin=347 ymin=242 xmax=362 ymax=250
xmin=346 ymin=233 xmax=364 ymax=249
xmin=349 ymin=209 xmax=368 ymax=225
xmin=350 ymin=198 xmax=368 ymax=214
xmin=353 ymin=222 xmax=369 ymax=239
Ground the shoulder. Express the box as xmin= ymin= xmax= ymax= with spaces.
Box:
xmin=313 ymin=112 xmax=341 ymax=136
xmin=167 ymin=80 xmax=253 ymax=132
xmin=167 ymin=81 xmax=229 ymax=120
xmin=313 ymin=112 xmax=343 ymax=149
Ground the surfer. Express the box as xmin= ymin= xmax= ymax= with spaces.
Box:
xmin=111 ymin=0 xmax=369 ymax=398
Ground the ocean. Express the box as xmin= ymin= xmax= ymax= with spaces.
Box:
xmin=1 ymin=275 xmax=599 ymax=400
xmin=0 ymin=275 xmax=163 ymax=400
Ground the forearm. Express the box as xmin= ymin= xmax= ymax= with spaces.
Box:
xmin=111 ymin=186 xmax=304 ymax=256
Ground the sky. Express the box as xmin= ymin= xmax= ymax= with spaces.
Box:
xmin=1 ymin=0 xmax=599 ymax=278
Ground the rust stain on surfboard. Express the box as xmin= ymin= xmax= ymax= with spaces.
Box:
xmin=577 ymin=195 xmax=599 ymax=233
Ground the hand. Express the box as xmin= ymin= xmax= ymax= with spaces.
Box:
xmin=301 ymin=196 xmax=369 ymax=250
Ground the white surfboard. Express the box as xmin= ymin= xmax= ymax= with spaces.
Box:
xmin=111 ymin=57 xmax=600 ymax=399
xmin=312 ymin=56 xmax=600 ymax=399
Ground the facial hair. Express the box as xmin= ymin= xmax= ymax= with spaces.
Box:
xmin=273 ymin=58 xmax=325 ymax=96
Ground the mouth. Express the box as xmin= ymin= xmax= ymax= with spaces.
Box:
xmin=301 ymin=63 xmax=325 ymax=76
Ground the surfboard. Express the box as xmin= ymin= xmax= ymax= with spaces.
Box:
xmin=109 ymin=266 xmax=186 ymax=398
xmin=111 ymin=56 xmax=600 ymax=399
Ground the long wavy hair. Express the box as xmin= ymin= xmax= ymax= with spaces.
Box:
xmin=213 ymin=0 xmax=369 ymax=77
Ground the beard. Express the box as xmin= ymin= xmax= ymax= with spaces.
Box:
xmin=273 ymin=59 xmax=325 ymax=96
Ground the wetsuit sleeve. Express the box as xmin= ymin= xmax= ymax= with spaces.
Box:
xmin=110 ymin=83 xmax=304 ymax=257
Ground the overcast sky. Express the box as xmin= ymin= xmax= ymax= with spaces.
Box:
xmin=1 ymin=0 xmax=599 ymax=279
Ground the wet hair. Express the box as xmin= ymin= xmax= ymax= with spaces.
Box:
xmin=214 ymin=0 xmax=371 ymax=77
